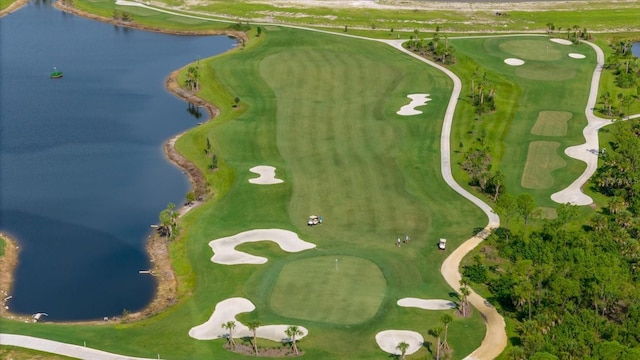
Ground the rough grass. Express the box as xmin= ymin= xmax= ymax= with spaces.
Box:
xmin=0 ymin=236 xmax=5 ymax=257
xmin=521 ymin=141 xmax=566 ymax=189
xmin=531 ymin=111 xmax=572 ymax=136
xmin=269 ymin=255 xmax=386 ymax=324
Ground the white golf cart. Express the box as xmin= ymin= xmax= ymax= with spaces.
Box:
xmin=438 ymin=238 xmax=447 ymax=250
xmin=307 ymin=215 xmax=323 ymax=226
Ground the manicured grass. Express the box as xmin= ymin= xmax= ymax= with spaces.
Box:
xmin=449 ymin=35 xmax=597 ymax=208
xmin=270 ymin=255 xmax=386 ymax=325
xmin=530 ymin=111 xmax=572 ymax=136
xmin=521 ymin=141 xmax=566 ymax=189
xmin=1 ymin=26 xmax=486 ymax=359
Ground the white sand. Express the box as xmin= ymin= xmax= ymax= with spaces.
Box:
xmin=504 ymin=58 xmax=525 ymax=66
xmin=375 ymin=330 xmax=424 ymax=355
xmin=568 ymin=53 xmax=586 ymax=59
xmin=396 ymin=94 xmax=432 ymax=116
xmin=189 ymin=297 xmax=309 ymax=342
xmin=209 ymin=229 xmax=316 ymax=265
xmin=550 ymin=38 xmax=572 ymax=45
xmin=397 ymin=298 xmax=456 ymax=310
xmin=248 ymin=165 xmax=283 ymax=185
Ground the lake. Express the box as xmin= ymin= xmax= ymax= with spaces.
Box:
xmin=0 ymin=1 xmax=234 ymax=320
xmin=633 ymin=42 xmax=640 ymax=57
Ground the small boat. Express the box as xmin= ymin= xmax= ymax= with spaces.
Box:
xmin=50 ymin=67 xmax=63 ymax=78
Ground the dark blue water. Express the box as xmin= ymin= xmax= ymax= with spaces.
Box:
xmin=633 ymin=42 xmax=640 ymax=58
xmin=0 ymin=1 xmax=234 ymax=320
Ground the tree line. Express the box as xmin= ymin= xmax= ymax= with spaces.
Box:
xmin=464 ymin=121 xmax=640 ymax=359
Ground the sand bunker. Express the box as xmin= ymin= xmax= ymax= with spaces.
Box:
xmin=209 ymin=229 xmax=316 ymax=265
xmin=568 ymin=53 xmax=586 ymax=59
xmin=550 ymin=38 xmax=572 ymax=45
xmin=397 ymin=298 xmax=456 ymax=310
xmin=189 ymin=297 xmax=309 ymax=342
xmin=504 ymin=58 xmax=525 ymax=66
xmin=375 ymin=330 xmax=424 ymax=356
xmin=396 ymin=94 xmax=432 ymax=116
xmin=249 ymin=165 xmax=283 ymax=185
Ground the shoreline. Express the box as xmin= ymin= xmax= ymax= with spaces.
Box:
xmin=0 ymin=3 xmax=237 ymax=325
xmin=0 ymin=0 xmax=29 ymax=18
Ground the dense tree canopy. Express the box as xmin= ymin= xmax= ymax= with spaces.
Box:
xmin=468 ymin=120 xmax=640 ymax=359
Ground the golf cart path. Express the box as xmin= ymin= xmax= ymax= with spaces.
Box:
xmin=550 ymin=40 xmax=611 ymax=206
xmin=382 ymin=39 xmax=505 ymax=360
xmin=0 ymin=333 xmax=159 ymax=360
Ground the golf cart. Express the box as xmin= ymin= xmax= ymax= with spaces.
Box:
xmin=307 ymin=215 xmax=323 ymax=226
xmin=438 ymin=238 xmax=447 ymax=250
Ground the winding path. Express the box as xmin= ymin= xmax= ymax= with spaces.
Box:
xmin=382 ymin=39 xmax=505 ymax=360
xmin=550 ymin=41 xmax=640 ymax=205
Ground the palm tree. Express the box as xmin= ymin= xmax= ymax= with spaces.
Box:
xmin=396 ymin=341 xmax=409 ymax=360
xmin=221 ymin=320 xmax=237 ymax=349
xmin=440 ymin=314 xmax=453 ymax=352
xmin=459 ymin=281 xmax=471 ymax=316
xmin=158 ymin=203 xmax=178 ymax=239
xmin=247 ymin=320 xmax=261 ymax=355
xmin=285 ymin=325 xmax=303 ymax=355
xmin=428 ymin=326 xmax=444 ymax=360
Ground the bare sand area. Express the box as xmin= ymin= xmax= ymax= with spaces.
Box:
xmin=189 ymin=297 xmax=309 ymax=342
xmin=397 ymin=94 xmax=432 ymax=116
xmin=375 ymin=330 xmax=424 ymax=355
xmin=550 ymin=38 xmax=573 ymax=45
xmin=397 ymin=298 xmax=456 ymax=310
xmin=251 ymin=0 xmax=608 ymax=12
xmin=504 ymin=58 xmax=525 ymax=66
xmin=209 ymin=229 xmax=316 ymax=265
xmin=249 ymin=165 xmax=284 ymax=184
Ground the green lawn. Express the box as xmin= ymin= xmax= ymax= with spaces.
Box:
xmin=1 ymin=27 xmax=486 ymax=359
xmin=449 ymin=35 xmax=598 ymax=208
xmin=270 ymin=255 xmax=386 ymax=324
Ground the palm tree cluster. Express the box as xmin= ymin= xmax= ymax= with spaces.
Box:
xmin=405 ymin=26 xmax=456 ymax=65
xmin=425 ymin=314 xmax=454 ymax=360
xmin=605 ymin=39 xmax=639 ymax=89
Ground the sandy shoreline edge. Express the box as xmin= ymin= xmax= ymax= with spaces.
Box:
xmin=0 ymin=3 xmax=242 ymax=325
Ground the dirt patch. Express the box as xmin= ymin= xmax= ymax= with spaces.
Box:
xmin=0 ymin=232 xmax=20 ymax=318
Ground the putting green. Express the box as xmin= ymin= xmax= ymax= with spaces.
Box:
xmin=515 ymin=63 xmax=576 ymax=81
xmin=269 ymin=255 xmax=386 ymax=325
xmin=499 ymin=39 xmax=562 ymax=61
